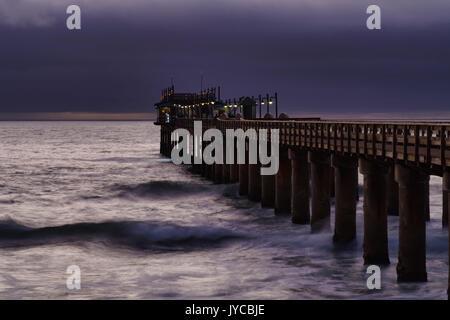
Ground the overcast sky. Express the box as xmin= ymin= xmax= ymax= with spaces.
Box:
xmin=1 ymin=0 xmax=449 ymax=117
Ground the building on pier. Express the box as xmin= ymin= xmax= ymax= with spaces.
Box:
xmin=154 ymin=85 xmax=260 ymax=124
xmin=154 ymin=85 xmax=222 ymax=124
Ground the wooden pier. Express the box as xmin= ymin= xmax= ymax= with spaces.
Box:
xmin=159 ymin=116 xmax=450 ymax=296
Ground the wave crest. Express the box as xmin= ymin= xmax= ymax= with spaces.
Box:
xmin=0 ymin=219 xmax=243 ymax=251
xmin=111 ymin=180 xmax=211 ymax=199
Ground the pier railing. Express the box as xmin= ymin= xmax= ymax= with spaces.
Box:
xmin=174 ymin=118 xmax=450 ymax=173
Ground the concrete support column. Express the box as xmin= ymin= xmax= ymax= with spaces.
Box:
xmin=168 ymin=128 xmax=174 ymax=158
xmin=330 ymin=167 xmax=335 ymax=198
xmin=261 ymin=166 xmax=275 ymax=208
xmin=386 ymin=165 xmax=399 ymax=216
xmin=220 ymin=141 xmax=230 ymax=183
xmin=239 ymin=145 xmax=249 ymax=195
xmin=161 ymin=127 xmax=166 ymax=156
xmin=356 ymin=175 xmax=360 ymax=202
xmin=395 ymin=164 xmax=429 ymax=282
xmin=275 ymin=148 xmax=291 ymax=215
xmin=191 ymin=157 xmax=202 ymax=175
xmin=359 ymin=158 xmax=390 ymax=265
xmin=222 ymin=162 xmax=230 ymax=184
xmin=200 ymin=142 xmax=207 ymax=177
xmin=160 ymin=126 xmax=163 ymax=155
xmin=200 ymin=162 xmax=206 ymax=177
xmin=309 ymin=152 xmax=331 ymax=231
xmin=164 ymin=128 xmax=168 ymax=157
xmin=214 ymin=163 xmax=223 ymax=184
xmin=229 ymin=164 xmax=239 ymax=183
xmin=248 ymin=163 xmax=262 ymax=201
xmin=445 ymin=171 xmax=450 ymax=297
xmin=332 ymin=155 xmax=358 ymax=243
xmin=289 ymin=149 xmax=310 ymax=224
xmin=425 ymin=179 xmax=430 ymax=222
xmin=204 ymin=164 xmax=212 ymax=179
xmin=193 ymin=164 xmax=201 ymax=174
xmin=443 ymin=169 xmax=449 ymax=228
xmin=164 ymin=127 xmax=170 ymax=157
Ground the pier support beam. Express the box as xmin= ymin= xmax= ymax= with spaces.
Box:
xmin=330 ymin=167 xmax=335 ymax=198
xmin=229 ymin=164 xmax=239 ymax=183
xmin=248 ymin=163 xmax=262 ymax=202
xmin=395 ymin=164 xmax=428 ymax=282
xmin=228 ymin=140 xmax=239 ymax=183
xmin=332 ymin=155 xmax=358 ymax=243
xmin=386 ymin=165 xmax=399 ymax=216
xmin=359 ymin=159 xmax=390 ymax=265
xmin=309 ymin=152 xmax=331 ymax=232
xmin=275 ymin=148 xmax=291 ymax=215
xmin=444 ymin=169 xmax=450 ymax=298
xmin=222 ymin=162 xmax=230 ymax=184
xmin=239 ymin=145 xmax=249 ymax=195
xmin=446 ymin=171 xmax=450 ymax=298
xmin=204 ymin=164 xmax=212 ymax=180
xmin=261 ymin=165 xmax=275 ymax=208
xmin=289 ymin=149 xmax=310 ymax=224
xmin=425 ymin=179 xmax=430 ymax=222
xmin=443 ymin=169 xmax=450 ymax=228
xmin=214 ymin=163 xmax=223 ymax=184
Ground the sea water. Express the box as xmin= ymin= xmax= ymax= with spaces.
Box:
xmin=0 ymin=121 xmax=447 ymax=299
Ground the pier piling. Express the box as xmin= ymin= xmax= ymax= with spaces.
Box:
xmin=359 ymin=158 xmax=390 ymax=265
xmin=214 ymin=163 xmax=223 ymax=184
xmin=222 ymin=162 xmax=230 ymax=184
xmin=289 ymin=149 xmax=310 ymax=224
xmin=261 ymin=165 xmax=275 ymax=207
xmin=239 ymin=143 xmax=249 ymax=195
xmin=444 ymin=169 xmax=450 ymax=228
xmin=309 ymin=151 xmax=331 ymax=232
xmin=332 ymin=155 xmax=358 ymax=243
xmin=248 ymin=162 xmax=262 ymax=201
xmin=386 ymin=165 xmax=399 ymax=216
xmin=395 ymin=164 xmax=428 ymax=282
xmin=274 ymin=148 xmax=291 ymax=215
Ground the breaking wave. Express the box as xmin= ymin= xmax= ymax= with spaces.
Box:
xmin=110 ymin=180 xmax=212 ymax=199
xmin=0 ymin=218 xmax=243 ymax=251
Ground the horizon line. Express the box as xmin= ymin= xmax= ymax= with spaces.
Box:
xmin=0 ymin=112 xmax=157 ymax=121
xmin=1 ymin=111 xmax=450 ymax=121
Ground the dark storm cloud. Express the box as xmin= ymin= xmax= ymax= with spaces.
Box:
xmin=0 ymin=0 xmax=449 ymax=115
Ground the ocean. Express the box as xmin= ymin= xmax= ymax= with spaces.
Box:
xmin=0 ymin=121 xmax=447 ymax=299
